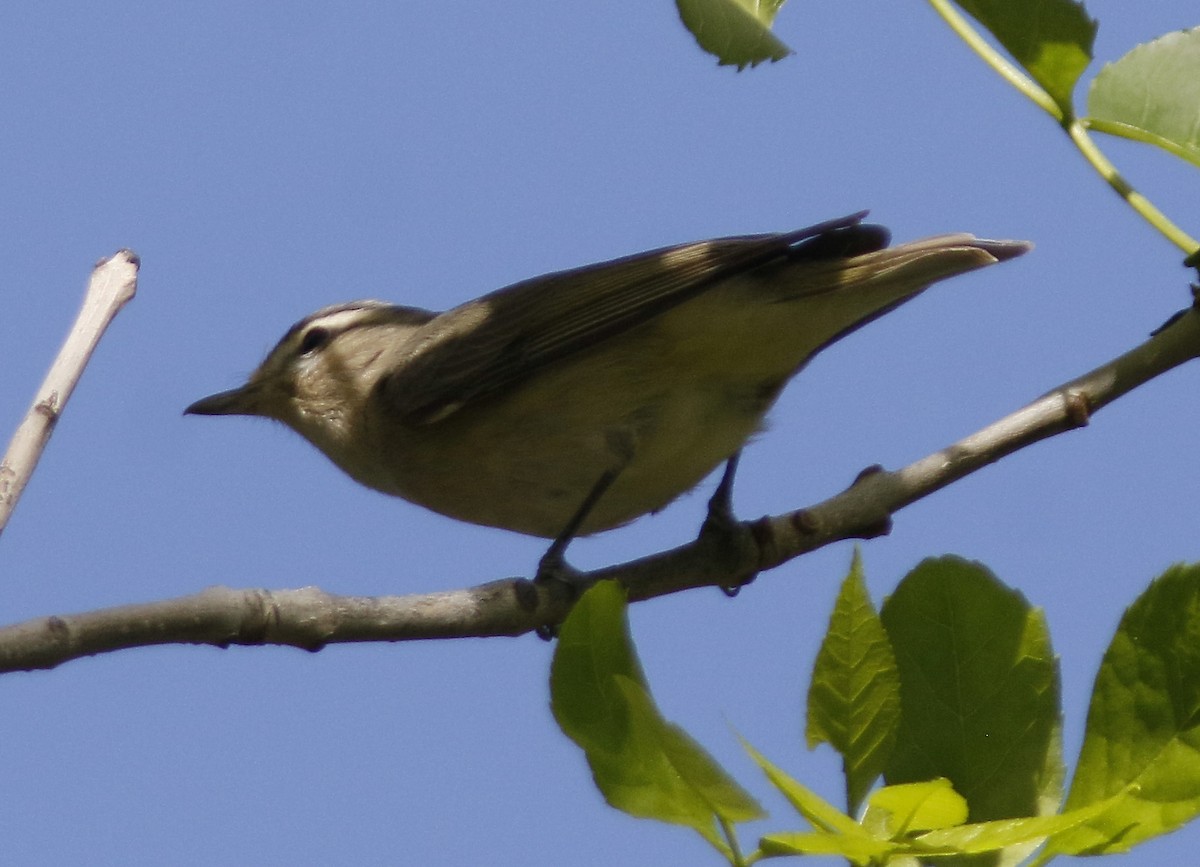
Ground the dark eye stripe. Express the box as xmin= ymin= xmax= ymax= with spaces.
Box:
xmin=299 ymin=327 xmax=330 ymax=354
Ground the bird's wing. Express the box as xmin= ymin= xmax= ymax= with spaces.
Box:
xmin=379 ymin=212 xmax=887 ymax=424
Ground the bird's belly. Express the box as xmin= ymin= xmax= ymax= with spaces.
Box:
xmin=367 ymin=376 xmax=770 ymax=538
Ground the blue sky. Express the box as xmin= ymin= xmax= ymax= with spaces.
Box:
xmin=2 ymin=2 xmax=1199 ymax=864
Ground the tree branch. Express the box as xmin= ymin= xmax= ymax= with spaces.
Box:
xmin=0 ymin=251 xmax=140 ymax=537
xmin=1 ymin=294 xmax=1198 ymax=673
xmin=757 ymin=293 xmax=1200 ymax=568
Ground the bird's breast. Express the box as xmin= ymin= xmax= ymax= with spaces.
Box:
xmin=358 ymin=347 xmax=777 ymax=538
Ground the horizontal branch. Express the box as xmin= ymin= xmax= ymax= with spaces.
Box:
xmin=1 ymin=298 xmax=1199 ymax=673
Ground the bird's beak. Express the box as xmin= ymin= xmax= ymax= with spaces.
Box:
xmin=184 ymin=383 xmax=263 ymax=417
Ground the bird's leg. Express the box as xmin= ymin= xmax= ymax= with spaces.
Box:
xmin=535 ymin=465 xmax=621 ymax=589
xmin=702 ymin=450 xmax=741 ymax=537
xmin=534 ymin=435 xmax=636 ymax=639
xmin=700 ymin=451 xmax=755 ymax=597
xmin=533 ymin=466 xmax=624 ymax=640
xmin=537 ymin=429 xmax=636 ymax=589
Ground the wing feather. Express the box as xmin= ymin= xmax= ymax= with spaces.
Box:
xmin=379 ymin=212 xmax=885 ymax=423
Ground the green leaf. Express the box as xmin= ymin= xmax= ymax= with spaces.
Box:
xmin=807 ymin=550 xmax=901 ymax=814
xmin=747 ymin=740 xmax=898 ymax=864
xmin=550 ymin=581 xmax=762 ymax=847
xmin=674 ymin=0 xmax=792 ymax=70
xmin=615 ymin=677 xmax=764 ymax=823
xmin=758 ymin=831 xmax=899 ymax=865
xmin=953 ymin=0 xmax=1096 ymax=112
xmin=744 ymin=738 xmax=864 ymax=837
xmin=916 ymin=797 xmax=1112 ymax=856
xmin=751 ymin=745 xmax=1106 ymax=864
xmin=763 ymin=796 xmax=1113 ymax=863
xmin=1087 ymin=27 xmax=1200 ymax=169
xmin=866 ymin=778 xmax=969 ymax=835
xmin=550 ymin=580 xmax=646 ymax=754
xmin=1041 ymin=563 xmax=1200 ymax=857
xmin=881 ymin=557 xmax=1064 ymax=864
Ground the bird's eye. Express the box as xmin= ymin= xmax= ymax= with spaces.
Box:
xmin=299 ymin=327 xmax=330 ymax=355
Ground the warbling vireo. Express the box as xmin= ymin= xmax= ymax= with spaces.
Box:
xmin=186 ymin=213 xmax=1028 ymax=578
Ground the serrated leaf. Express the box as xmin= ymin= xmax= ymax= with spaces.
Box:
xmin=916 ymin=797 xmax=1111 ymax=855
xmin=807 ymin=550 xmax=901 ymax=814
xmin=744 ymin=738 xmax=864 ymax=837
xmin=953 ymin=0 xmax=1096 ymax=112
xmin=550 ymin=581 xmax=762 ymax=847
xmin=1087 ymin=27 xmax=1200 ymax=169
xmin=765 ymin=799 xmax=1113 ymax=863
xmin=866 ymin=778 xmax=969 ymax=835
xmin=675 ymin=0 xmax=792 ymax=70
xmin=759 ymin=830 xmax=899 ymax=864
xmin=881 ymin=557 xmax=1064 ymax=865
xmin=550 ymin=580 xmax=646 ymax=754
xmin=749 ymin=738 xmax=898 ymax=865
xmin=615 ymin=677 xmax=764 ymax=823
xmin=1041 ymin=564 xmax=1200 ymax=857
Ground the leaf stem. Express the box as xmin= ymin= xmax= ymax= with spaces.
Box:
xmin=926 ymin=0 xmax=1200 ymax=258
xmin=1082 ymin=117 xmax=1200 ymax=172
xmin=719 ymin=816 xmax=747 ymax=867
xmin=1065 ymin=118 xmax=1200 ymax=255
xmin=925 ymin=0 xmax=1061 ymax=118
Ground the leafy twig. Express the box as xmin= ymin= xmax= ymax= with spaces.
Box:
xmin=926 ymin=0 xmax=1199 ymax=256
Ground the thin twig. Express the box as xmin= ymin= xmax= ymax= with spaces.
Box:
xmin=1064 ymin=120 xmax=1199 ymax=256
xmin=926 ymin=0 xmax=1199 ymax=258
xmin=0 ymin=251 xmax=140 ymax=537
xmin=0 ymin=297 xmax=1197 ymax=673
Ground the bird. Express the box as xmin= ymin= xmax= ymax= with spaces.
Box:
xmin=186 ymin=212 xmax=1029 ymax=579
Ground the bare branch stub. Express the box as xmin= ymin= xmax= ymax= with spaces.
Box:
xmin=0 ymin=251 xmax=140 ymax=537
